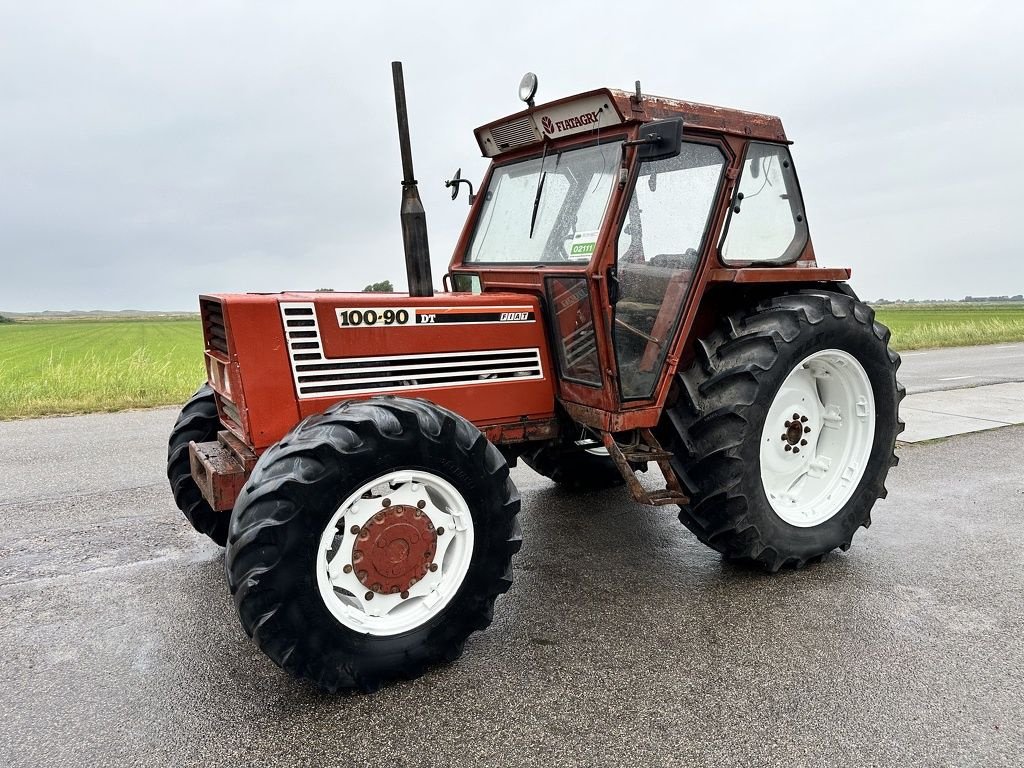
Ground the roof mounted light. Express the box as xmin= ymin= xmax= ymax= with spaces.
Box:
xmin=518 ymin=72 xmax=538 ymax=107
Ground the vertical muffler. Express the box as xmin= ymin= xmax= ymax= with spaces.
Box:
xmin=391 ymin=61 xmax=434 ymax=298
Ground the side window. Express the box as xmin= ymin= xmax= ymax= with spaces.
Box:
xmin=545 ymin=276 xmax=602 ymax=387
xmin=720 ymin=143 xmax=808 ymax=264
xmin=613 ymin=142 xmax=725 ymax=400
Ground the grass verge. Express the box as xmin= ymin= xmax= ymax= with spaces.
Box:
xmin=874 ymin=304 xmax=1024 ymax=350
xmin=0 ymin=319 xmax=204 ymax=419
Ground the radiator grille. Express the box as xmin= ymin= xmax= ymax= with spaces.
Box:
xmin=490 ymin=117 xmax=539 ymax=150
xmin=201 ymin=299 xmax=228 ymax=356
xmin=280 ymin=302 xmax=543 ymax=399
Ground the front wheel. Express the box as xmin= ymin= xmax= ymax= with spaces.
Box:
xmin=167 ymin=384 xmax=229 ymax=546
xmin=657 ymin=292 xmax=904 ymax=571
xmin=225 ymin=396 xmax=521 ymax=692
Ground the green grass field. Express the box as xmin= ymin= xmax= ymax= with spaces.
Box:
xmin=873 ymin=304 xmax=1024 ymax=351
xmin=1 ymin=304 xmax=1022 ymax=420
xmin=0 ymin=319 xmax=204 ymax=419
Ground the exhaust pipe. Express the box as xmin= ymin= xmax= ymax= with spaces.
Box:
xmin=391 ymin=61 xmax=434 ymax=298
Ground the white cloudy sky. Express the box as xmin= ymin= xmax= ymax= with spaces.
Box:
xmin=1 ymin=0 xmax=1021 ymax=311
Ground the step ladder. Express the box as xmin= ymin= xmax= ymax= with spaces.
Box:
xmin=600 ymin=429 xmax=690 ymax=507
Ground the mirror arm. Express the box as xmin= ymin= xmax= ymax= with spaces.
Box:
xmin=444 ymin=177 xmax=476 ymax=205
xmin=622 ymin=133 xmax=660 ymax=148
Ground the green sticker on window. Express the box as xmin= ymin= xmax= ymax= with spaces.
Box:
xmin=570 ymin=242 xmax=596 ymax=256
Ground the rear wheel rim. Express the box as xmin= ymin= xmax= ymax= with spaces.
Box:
xmin=759 ymin=349 xmax=876 ymax=527
xmin=315 ymin=469 xmax=475 ymax=636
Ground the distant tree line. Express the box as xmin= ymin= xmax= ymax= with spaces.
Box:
xmin=874 ymin=295 xmax=1023 ymax=304
xmin=311 ymin=280 xmax=395 ymax=293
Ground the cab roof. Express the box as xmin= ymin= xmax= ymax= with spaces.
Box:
xmin=474 ymin=87 xmax=787 ymax=157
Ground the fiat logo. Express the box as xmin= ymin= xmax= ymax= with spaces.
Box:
xmin=541 ymin=116 xmax=555 ymax=135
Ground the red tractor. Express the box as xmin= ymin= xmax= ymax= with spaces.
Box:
xmin=168 ymin=64 xmax=903 ymax=692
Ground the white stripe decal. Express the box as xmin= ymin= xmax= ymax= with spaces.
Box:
xmin=280 ymin=302 xmax=544 ymax=399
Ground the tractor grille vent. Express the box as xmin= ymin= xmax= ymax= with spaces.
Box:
xmin=279 ymin=302 xmax=544 ymax=399
xmin=219 ymin=396 xmax=243 ymax=432
xmin=201 ymin=299 xmax=228 ymax=356
xmin=490 ymin=117 xmax=539 ymax=150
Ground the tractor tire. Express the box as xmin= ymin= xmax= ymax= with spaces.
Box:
xmin=167 ymin=384 xmax=229 ymax=546
xmin=657 ymin=292 xmax=904 ymax=571
xmin=521 ymin=442 xmax=625 ymax=491
xmin=225 ymin=396 xmax=521 ymax=693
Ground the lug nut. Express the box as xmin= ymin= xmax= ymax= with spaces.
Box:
xmin=343 ymin=564 xmax=353 ymax=574
xmin=357 ymin=570 xmax=367 ymax=581
xmin=365 ymin=592 xmax=374 ymax=601
xmin=800 ymin=439 xmax=807 ymax=446
xmin=784 ymin=420 xmax=792 ymax=428
xmin=429 ymin=563 xmax=438 ymax=572
xmin=792 ymin=412 xmax=800 ymax=420
xmin=382 ymin=498 xmax=391 ymax=508
xmin=800 ymin=415 xmax=808 ymax=423
xmin=350 ymin=525 xmax=360 ymax=534
xmin=436 ymin=527 xmax=445 ymax=536
xmin=784 ymin=445 xmax=792 ymax=452
xmin=804 ymin=426 xmax=811 ymax=433
xmin=781 ymin=433 xmax=788 ymax=441
xmin=417 ymin=499 xmax=426 ymax=509
xmin=401 ymin=590 xmax=409 ymax=599
xmin=793 ymin=447 xmax=800 ymax=454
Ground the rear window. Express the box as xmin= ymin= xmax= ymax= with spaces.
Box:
xmin=720 ymin=142 xmax=808 ymax=264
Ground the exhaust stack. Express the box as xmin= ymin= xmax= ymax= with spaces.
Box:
xmin=391 ymin=61 xmax=434 ymax=298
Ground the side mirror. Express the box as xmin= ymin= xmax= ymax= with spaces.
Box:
xmin=626 ymin=117 xmax=684 ymax=162
xmin=445 ymin=168 xmax=476 ymax=205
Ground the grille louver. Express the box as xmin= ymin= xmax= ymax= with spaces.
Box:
xmin=490 ymin=117 xmax=539 ymax=150
xmin=201 ymin=299 xmax=228 ymax=356
xmin=280 ymin=302 xmax=543 ymax=399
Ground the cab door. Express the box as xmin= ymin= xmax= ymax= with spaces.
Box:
xmin=611 ymin=140 xmax=728 ymax=400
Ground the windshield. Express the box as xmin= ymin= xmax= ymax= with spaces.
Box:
xmin=466 ymin=142 xmax=621 ymax=264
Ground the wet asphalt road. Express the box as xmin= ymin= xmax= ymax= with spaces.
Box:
xmin=897 ymin=342 xmax=1024 ymax=394
xmin=1 ymin=407 xmax=1023 ymax=767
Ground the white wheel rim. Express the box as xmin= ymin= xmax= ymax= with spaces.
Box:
xmin=759 ymin=349 xmax=875 ymax=527
xmin=315 ymin=469 xmax=475 ymax=636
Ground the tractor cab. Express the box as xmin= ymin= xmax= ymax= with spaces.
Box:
xmin=447 ymin=77 xmax=837 ymax=435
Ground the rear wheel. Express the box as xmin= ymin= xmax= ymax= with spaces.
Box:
xmin=167 ymin=384 xmax=228 ymax=546
xmin=225 ymin=396 xmax=521 ymax=692
xmin=657 ymin=292 xmax=904 ymax=570
xmin=521 ymin=439 xmax=625 ymax=491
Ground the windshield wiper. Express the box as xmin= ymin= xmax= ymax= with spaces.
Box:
xmin=528 ymin=142 xmax=550 ymax=239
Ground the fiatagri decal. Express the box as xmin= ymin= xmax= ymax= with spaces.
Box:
xmin=336 ymin=306 xmax=535 ymax=328
xmin=542 ymin=110 xmax=602 ymax=136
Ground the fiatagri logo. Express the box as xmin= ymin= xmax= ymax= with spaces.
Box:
xmin=541 ymin=110 xmax=601 ymax=135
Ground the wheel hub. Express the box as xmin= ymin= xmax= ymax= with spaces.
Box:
xmin=352 ymin=505 xmax=437 ymax=595
xmin=781 ymin=412 xmax=811 ymax=453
